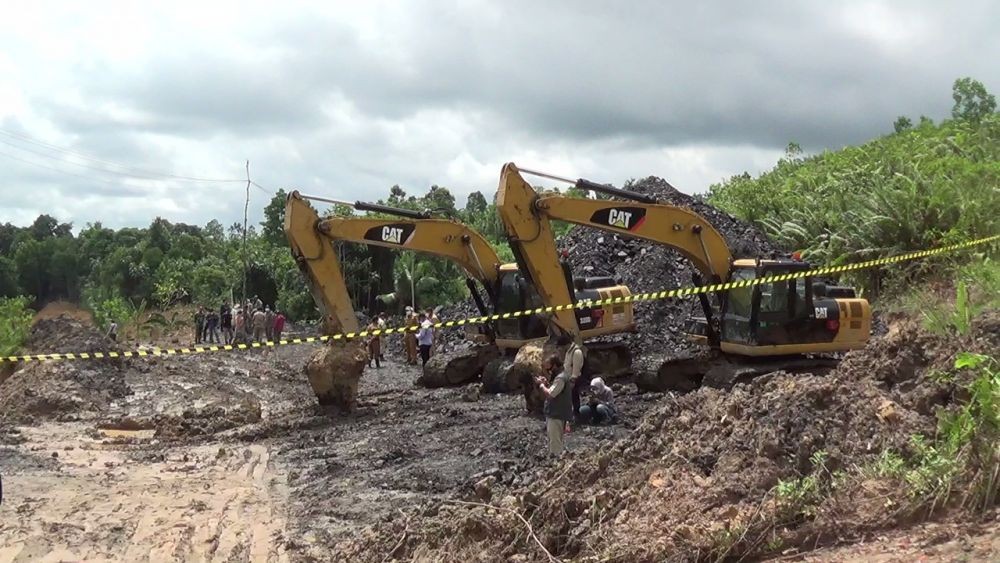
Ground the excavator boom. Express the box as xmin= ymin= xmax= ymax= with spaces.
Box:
xmin=535 ymin=196 xmax=732 ymax=281
xmin=285 ymin=190 xmax=504 ymax=333
xmin=316 ymin=217 xmax=502 ymax=283
xmin=284 ymin=191 xmax=358 ymax=334
xmin=495 ymin=163 xmax=578 ymax=337
xmin=496 ymin=162 xmax=732 ymax=340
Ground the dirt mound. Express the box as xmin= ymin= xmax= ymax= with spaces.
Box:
xmin=0 ymin=315 xmax=131 ymax=423
xmin=32 ymin=300 xmax=94 ymax=324
xmin=332 ymin=312 xmax=999 ymax=561
xmin=99 ymin=397 xmax=263 ymax=440
xmin=560 ymin=177 xmax=776 ymax=360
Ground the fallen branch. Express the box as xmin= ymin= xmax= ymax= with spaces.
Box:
xmin=381 ymin=509 xmax=411 ymax=563
xmin=447 ymin=500 xmax=561 ymax=563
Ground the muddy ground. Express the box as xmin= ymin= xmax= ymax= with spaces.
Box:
xmin=0 ymin=316 xmax=649 ymax=561
xmin=2 ymin=314 xmax=999 ymax=562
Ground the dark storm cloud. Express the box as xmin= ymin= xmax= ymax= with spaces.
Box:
xmin=259 ymin=0 xmax=999 ymax=150
xmin=42 ymin=1 xmax=1000 ymax=152
xmin=2 ymin=0 xmax=997 ymax=231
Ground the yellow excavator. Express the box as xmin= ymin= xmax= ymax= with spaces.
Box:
xmin=495 ymin=162 xmax=872 ymax=390
xmin=283 ymin=191 xmax=637 ymax=354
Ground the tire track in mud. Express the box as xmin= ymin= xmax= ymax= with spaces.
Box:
xmin=0 ymin=425 xmax=290 ymax=563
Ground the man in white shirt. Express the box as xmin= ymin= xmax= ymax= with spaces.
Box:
xmin=417 ymin=313 xmax=434 ymax=366
xmin=376 ymin=312 xmax=388 ymax=362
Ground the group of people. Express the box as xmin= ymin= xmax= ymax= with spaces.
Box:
xmin=534 ymin=334 xmax=618 ymax=456
xmin=365 ymin=306 xmax=440 ymax=368
xmin=194 ymin=296 xmax=285 ymax=345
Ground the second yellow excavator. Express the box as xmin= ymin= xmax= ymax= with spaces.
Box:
xmin=495 ymin=162 xmax=872 ymax=390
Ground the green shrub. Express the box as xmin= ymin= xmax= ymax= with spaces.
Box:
xmin=0 ymin=296 xmax=33 ymax=357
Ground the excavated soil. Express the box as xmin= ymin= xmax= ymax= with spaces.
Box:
xmin=2 ymin=309 xmax=998 ymax=562
xmin=0 ymin=316 xmax=131 ymax=423
xmin=332 ymin=312 xmax=1000 ymax=562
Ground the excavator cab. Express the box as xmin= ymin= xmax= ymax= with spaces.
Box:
xmin=697 ymin=258 xmax=871 ymax=355
xmin=492 ymin=264 xmax=635 ymax=348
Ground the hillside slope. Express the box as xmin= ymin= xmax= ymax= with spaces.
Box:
xmin=707 ymin=114 xmax=1000 ymax=291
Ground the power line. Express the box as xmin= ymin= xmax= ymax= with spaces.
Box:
xmin=0 ymin=137 xmax=244 ymax=184
xmin=0 ymin=127 xmax=245 ymax=183
xmin=250 ymin=180 xmax=274 ymax=195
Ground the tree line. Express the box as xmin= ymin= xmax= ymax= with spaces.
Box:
xmin=0 ymin=182 xmax=571 ymax=329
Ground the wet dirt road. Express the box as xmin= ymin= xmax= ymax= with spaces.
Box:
xmin=0 ymin=345 xmax=648 ymax=562
xmin=1 ymin=424 xmax=289 ymax=562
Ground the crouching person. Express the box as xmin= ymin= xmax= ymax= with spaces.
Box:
xmin=579 ymin=377 xmax=617 ymax=425
xmin=535 ymin=354 xmax=573 ymax=456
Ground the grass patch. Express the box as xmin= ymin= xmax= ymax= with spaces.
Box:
xmin=894 ymin=258 xmax=1000 ymax=335
xmin=858 ymin=353 xmax=999 ymax=514
xmin=0 ymin=296 xmax=33 ymax=358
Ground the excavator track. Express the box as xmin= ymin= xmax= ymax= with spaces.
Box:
xmin=636 ymin=351 xmax=841 ymax=393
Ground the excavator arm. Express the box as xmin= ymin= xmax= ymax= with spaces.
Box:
xmin=495 ymin=164 xmax=578 ymax=338
xmin=284 ymin=190 xmax=503 ymax=335
xmin=496 ymin=162 xmax=733 ymax=340
xmin=315 ymin=217 xmax=502 ymax=284
xmin=534 ymin=196 xmax=732 ymax=281
xmin=284 ymin=191 xmax=359 ymax=334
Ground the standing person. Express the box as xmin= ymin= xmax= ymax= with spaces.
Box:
xmin=417 ymin=313 xmax=434 ymax=366
xmin=207 ymin=309 xmax=221 ymax=343
xmin=403 ymin=306 xmax=420 ymax=366
xmin=234 ymin=306 xmax=245 ymax=338
xmin=365 ymin=319 xmax=382 ymax=368
xmin=404 ymin=307 xmax=419 ymax=365
xmin=194 ymin=307 xmax=206 ymax=344
xmin=376 ymin=312 xmax=388 ymax=363
xmin=106 ymin=319 xmax=119 ymax=342
xmin=264 ymin=307 xmax=276 ymax=342
xmin=273 ymin=310 xmax=286 ymax=343
xmin=254 ymin=295 xmax=263 ymax=312
xmin=579 ymin=377 xmax=617 ymax=424
xmin=425 ymin=308 xmax=439 ymax=357
xmin=221 ymin=304 xmax=233 ymax=345
xmin=556 ymin=333 xmax=588 ymax=419
xmin=534 ymin=354 xmax=573 ymax=456
xmin=252 ymin=307 xmax=266 ymax=343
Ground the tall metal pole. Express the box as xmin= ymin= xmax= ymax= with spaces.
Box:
xmin=243 ymin=160 xmax=250 ymax=308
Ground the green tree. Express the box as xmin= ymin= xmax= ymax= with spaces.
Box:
xmin=952 ymin=77 xmax=997 ymax=123
xmin=0 ymin=222 xmax=19 ymax=255
xmin=28 ymin=214 xmax=57 ymax=240
xmin=465 ymin=191 xmax=488 ymax=215
xmin=260 ymin=188 xmax=288 ymax=245
xmin=893 ymin=116 xmax=913 ymax=133
xmin=147 ymin=217 xmax=173 ymax=252
xmin=14 ymin=238 xmax=49 ymax=301
xmin=168 ymin=233 xmax=204 ymax=261
xmin=48 ymin=237 xmax=82 ymax=300
xmin=0 ymin=256 xmax=19 ymax=298
xmin=424 ymin=185 xmax=457 ymax=215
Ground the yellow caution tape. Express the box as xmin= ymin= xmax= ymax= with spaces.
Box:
xmin=3 ymin=234 xmax=997 ymax=363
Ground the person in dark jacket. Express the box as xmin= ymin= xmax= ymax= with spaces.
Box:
xmin=206 ymin=309 xmax=220 ymax=344
xmin=535 ymin=354 xmax=573 ymax=456
xmin=220 ymin=304 xmax=234 ymax=344
xmin=194 ymin=307 xmax=206 ymax=344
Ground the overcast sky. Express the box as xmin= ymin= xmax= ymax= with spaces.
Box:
xmin=0 ymin=0 xmax=996 ymax=232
